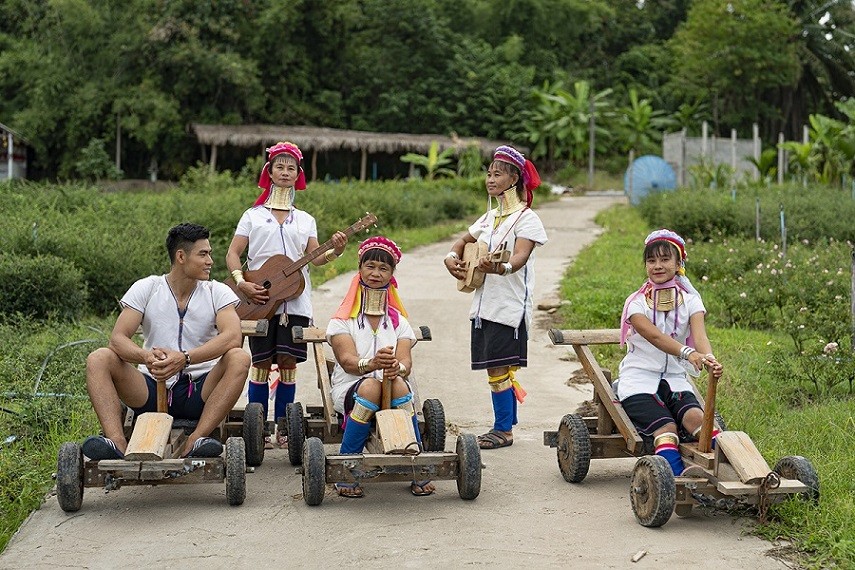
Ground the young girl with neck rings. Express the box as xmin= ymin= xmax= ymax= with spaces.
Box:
xmin=617 ymin=229 xmax=723 ymax=475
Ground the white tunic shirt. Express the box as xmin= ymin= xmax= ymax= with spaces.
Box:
xmin=234 ymin=206 xmax=318 ymax=318
xmin=120 ymin=275 xmax=240 ymax=388
xmin=617 ymin=290 xmax=706 ymax=400
xmin=326 ymin=315 xmax=416 ymax=414
xmin=468 ymin=208 xmax=548 ymax=330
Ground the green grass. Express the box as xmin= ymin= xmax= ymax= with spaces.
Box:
xmin=558 ymin=203 xmax=855 ymax=568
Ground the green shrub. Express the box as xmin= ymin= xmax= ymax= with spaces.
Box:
xmin=0 ymin=254 xmax=88 ymax=321
xmin=638 ymin=183 xmax=855 ymax=243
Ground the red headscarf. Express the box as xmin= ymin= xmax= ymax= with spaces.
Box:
xmin=254 ymin=141 xmax=307 ymax=206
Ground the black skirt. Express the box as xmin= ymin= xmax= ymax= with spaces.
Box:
xmin=470 ymin=318 xmax=528 ymax=371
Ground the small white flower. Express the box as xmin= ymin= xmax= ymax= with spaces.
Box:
xmin=799 ymin=307 xmax=808 ymax=313
xmin=823 ymin=342 xmax=839 ymax=355
xmin=799 ymin=324 xmax=805 ymax=329
xmin=702 ymin=275 xmax=709 ymax=281
xmin=740 ymin=292 xmax=747 ymax=298
xmin=768 ymin=288 xmax=773 ymax=293
xmin=771 ymin=269 xmax=778 ymax=275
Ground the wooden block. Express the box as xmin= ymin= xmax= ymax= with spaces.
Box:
xmin=124 ymin=412 xmax=173 ymax=461
xmin=372 ymin=409 xmax=418 ymax=454
xmin=717 ymin=478 xmax=807 ymax=495
xmin=241 ymin=319 xmax=268 ymax=337
xmin=714 ymin=431 xmax=771 ymax=484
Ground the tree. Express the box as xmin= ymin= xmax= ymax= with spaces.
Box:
xmin=670 ymin=0 xmax=801 ymax=135
xmin=400 ymin=142 xmax=456 ymax=179
xmin=615 ymin=88 xmax=675 ymax=155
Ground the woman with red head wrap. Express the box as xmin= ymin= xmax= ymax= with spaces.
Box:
xmin=443 ymin=145 xmax=548 ymax=450
xmin=226 ymin=142 xmax=348 ymax=448
xmin=325 ymin=237 xmax=433 ymax=497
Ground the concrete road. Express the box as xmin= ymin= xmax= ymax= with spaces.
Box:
xmin=1 ymin=195 xmax=788 ymax=569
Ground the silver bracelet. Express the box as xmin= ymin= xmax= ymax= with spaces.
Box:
xmin=501 ymin=262 xmax=513 ymax=276
xmin=679 ymin=345 xmax=696 ymax=360
xmin=445 ymin=251 xmax=459 ymax=260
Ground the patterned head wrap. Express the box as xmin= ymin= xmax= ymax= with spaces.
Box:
xmin=645 ymin=229 xmax=687 ymax=274
xmin=254 ymin=141 xmax=307 ymax=206
xmin=333 ymin=236 xmax=407 ymax=328
xmin=358 ymin=236 xmax=402 ymax=265
xmin=492 ymin=145 xmax=541 ymax=207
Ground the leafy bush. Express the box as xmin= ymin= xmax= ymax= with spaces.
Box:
xmin=638 ymin=183 xmax=855 ymax=243
xmin=0 ymin=254 xmax=88 ymax=321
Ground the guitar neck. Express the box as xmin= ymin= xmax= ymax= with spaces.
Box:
xmin=283 ymin=216 xmax=374 ymax=274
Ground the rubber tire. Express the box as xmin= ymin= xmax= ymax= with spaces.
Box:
xmin=774 ymin=455 xmax=820 ymax=502
xmin=456 ymin=433 xmax=481 ymax=500
xmin=225 ymin=437 xmax=246 ymax=506
xmin=421 ymin=399 xmax=446 ymax=452
xmin=56 ymin=442 xmax=84 ymax=512
xmin=286 ymin=401 xmax=305 ymax=466
xmin=556 ymin=414 xmax=591 ymax=483
xmin=242 ymin=402 xmax=265 ymax=467
xmin=302 ymin=437 xmax=326 ymax=506
xmin=630 ymin=455 xmax=675 ymax=527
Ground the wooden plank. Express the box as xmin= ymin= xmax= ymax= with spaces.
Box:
xmin=124 ymin=412 xmax=172 ymax=461
xmin=589 ymin=434 xmax=634 ymax=459
xmin=574 ymin=344 xmax=641 ymax=452
xmin=715 ymin=431 xmax=771 ymax=484
xmin=549 ymin=329 xmax=621 ymax=346
xmin=717 ymin=479 xmax=807 ymax=495
xmin=294 ymin=324 xmax=432 ymax=343
xmin=369 ymin=409 xmax=418 ymax=454
xmin=325 ymin=451 xmax=457 ymax=467
xmin=312 ymin=342 xmax=337 ymax=437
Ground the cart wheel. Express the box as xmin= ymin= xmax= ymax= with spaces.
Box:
xmin=242 ymin=402 xmax=265 ymax=467
xmin=421 ymin=399 xmax=446 ymax=452
xmin=774 ymin=455 xmax=819 ymax=502
xmin=302 ymin=437 xmax=326 ymax=506
xmin=556 ymin=414 xmax=591 ymax=483
xmin=630 ymin=455 xmax=675 ymax=527
xmin=286 ymin=401 xmax=305 ymax=466
xmin=225 ymin=437 xmax=246 ymax=506
xmin=56 ymin=442 xmax=84 ymax=512
xmin=456 ymin=434 xmax=481 ymax=500
xmin=674 ymin=504 xmax=693 ymax=518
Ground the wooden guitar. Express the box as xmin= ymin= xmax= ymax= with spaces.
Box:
xmin=457 ymin=242 xmax=511 ymax=293
xmin=227 ymin=213 xmax=378 ymax=320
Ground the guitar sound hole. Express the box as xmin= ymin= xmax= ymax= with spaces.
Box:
xmin=262 ymin=280 xmax=272 ymax=289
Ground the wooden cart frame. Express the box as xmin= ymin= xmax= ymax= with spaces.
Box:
xmin=288 ymin=325 xmax=482 ymax=505
xmin=54 ymin=320 xmax=271 ymax=512
xmin=542 ymin=328 xmax=819 ymax=527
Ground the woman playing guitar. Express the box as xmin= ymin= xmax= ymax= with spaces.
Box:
xmin=226 ymin=141 xmax=348 ymax=448
xmin=443 ymin=145 xmax=548 ymax=450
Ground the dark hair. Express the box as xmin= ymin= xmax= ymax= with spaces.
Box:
xmin=643 ymin=240 xmax=680 ymax=263
xmin=490 ymin=160 xmax=525 ymax=201
xmin=166 ymin=223 xmax=210 ymax=263
xmin=359 ymin=247 xmax=396 ymax=269
xmin=267 ymin=153 xmax=301 ymax=175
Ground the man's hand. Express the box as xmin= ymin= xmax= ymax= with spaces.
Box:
xmin=147 ymin=347 xmax=184 ymax=381
xmin=238 ymin=281 xmax=270 ymax=304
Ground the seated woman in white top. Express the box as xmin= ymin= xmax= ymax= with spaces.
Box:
xmin=326 ymin=236 xmax=432 ymax=498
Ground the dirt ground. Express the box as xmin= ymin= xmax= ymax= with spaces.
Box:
xmin=0 ymin=195 xmax=791 ymax=569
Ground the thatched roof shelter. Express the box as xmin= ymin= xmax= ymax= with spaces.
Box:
xmin=191 ymin=124 xmax=513 ymax=181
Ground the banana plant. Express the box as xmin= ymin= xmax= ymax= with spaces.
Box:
xmin=400 ymin=141 xmax=457 ymax=180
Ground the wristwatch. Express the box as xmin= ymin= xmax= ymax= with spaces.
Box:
xmin=183 ymin=350 xmax=192 ymax=369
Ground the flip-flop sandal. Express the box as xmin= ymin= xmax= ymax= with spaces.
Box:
xmin=410 ymin=480 xmax=434 ymax=496
xmin=477 ymin=430 xmax=513 ymax=449
xmin=185 ymin=437 xmax=224 ymax=458
xmin=81 ymin=436 xmax=124 ymax=460
xmin=276 ymin=434 xmax=288 ymax=449
xmin=264 ymin=436 xmax=275 ymax=450
xmin=335 ymin=482 xmax=364 ymax=498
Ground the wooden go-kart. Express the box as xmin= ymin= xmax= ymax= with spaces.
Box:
xmin=542 ymin=329 xmax=819 ymax=528
xmin=288 ymin=325 xmax=482 ymax=505
xmin=54 ymin=320 xmax=271 ymax=512
xmin=283 ymin=325 xmax=447 ymax=466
